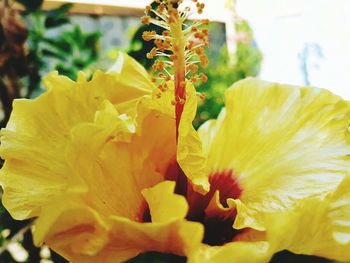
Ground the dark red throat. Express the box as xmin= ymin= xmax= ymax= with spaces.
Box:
xmin=139 ymin=161 xmax=243 ymax=246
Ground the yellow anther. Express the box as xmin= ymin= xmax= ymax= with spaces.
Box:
xmin=199 ymin=73 xmax=208 ymax=83
xmin=178 ymin=98 xmax=185 ymax=104
xmin=194 ymin=47 xmax=204 ymax=56
xmin=190 ymin=76 xmax=199 ymax=83
xmin=200 ymin=55 xmax=208 ymax=67
xmin=158 ymin=3 xmax=165 ymax=13
xmin=196 ymin=2 xmax=205 ymax=14
xmin=187 ymin=41 xmax=195 ymax=50
xmin=147 ymin=47 xmax=158 ymax=59
xmin=142 ymin=31 xmax=156 ymax=41
xmin=202 ymin=19 xmax=209 ymax=25
xmin=191 ymin=26 xmax=198 ymax=33
xmin=170 ymin=54 xmax=178 ymax=61
xmin=199 ymin=92 xmax=206 ymax=100
xmin=145 ymin=5 xmax=152 ymax=13
xmin=141 ymin=15 xmax=151 ymax=25
xmin=152 ymin=60 xmax=166 ymax=71
xmin=188 ymin=64 xmax=199 ymax=73
xmin=163 ymin=83 xmax=169 ymax=91
xmin=163 ymin=40 xmax=171 ymax=50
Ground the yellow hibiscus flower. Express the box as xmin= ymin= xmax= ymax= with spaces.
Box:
xmin=1 ymin=1 xmax=350 ymax=263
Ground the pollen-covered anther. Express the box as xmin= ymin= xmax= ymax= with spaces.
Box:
xmin=197 ymin=92 xmax=206 ymax=100
xmin=157 ymin=3 xmax=165 ymax=13
xmin=191 ymin=26 xmax=198 ymax=33
xmin=202 ymin=29 xmax=209 ymax=36
xmin=156 ymin=92 xmax=162 ymax=99
xmin=142 ymin=31 xmax=156 ymax=41
xmin=196 ymin=2 xmax=205 ymax=14
xmin=177 ymin=97 xmax=185 ymax=105
xmin=200 ymin=55 xmax=208 ymax=67
xmin=187 ymin=41 xmax=195 ymax=50
xmin=152 ymin=60 xmax=166 ymax=71
xmin=147 ymin=47 xmax=158 ymax=59
xmin=158 ymin=83 xmax=169 ymax=92
xmin=190 ymin=75 xmax=199 ymax=83
xmin=187 ymin=64 xmax=199 ymax=73
xmin=202 ymin=19 xmax=209 ymax=25
xmin=199 ymin=72 xmax=208 ymax=83
xmin=194 ymin=31 xmax=205 ymax=40
xmin=141 ymin=15 xmax=151 ymax=25
xmin=170 ymin=54 xmax=177 ymax=61
xmin=145 ymin=5 xmax=152 ymax=14
xmin=194 ymin=47 xmax=204 ymax=56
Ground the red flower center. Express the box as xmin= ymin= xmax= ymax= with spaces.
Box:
xmin=139 ymin=160 xmax=243 ymax=246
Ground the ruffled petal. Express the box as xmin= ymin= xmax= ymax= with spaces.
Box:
xmin=198 ymin=78 xmax=350 ymax=232
xmin=188 ymin=241 xmax=272 ymax=263
xmin=329 ymin=175 xmax=350 ymax=246
xmin=263 ymin=191 xmax=350 ymax=262
xmin=33 ymin=197 xmax=109 ymax=257
xmin=142 ymin=181 xmax=188 ymax=222
xmin=177 ymin=83 xmax=209 ymax=193
xmin=0 ymin=53 xmax=197 ymax=261
xmin=93 ymin=217 xmax=203 ymax=262
xmin=0 ymin=53 xmax=154 ymax=220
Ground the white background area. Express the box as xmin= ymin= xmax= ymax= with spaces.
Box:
xmin=236 ymin=0 xmax=350 ymax=99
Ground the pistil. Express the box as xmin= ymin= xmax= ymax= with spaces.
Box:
xmin=141 ymin=0 xmax=209 ymax=143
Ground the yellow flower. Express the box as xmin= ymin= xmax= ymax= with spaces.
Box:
xmin=0 ymin=51 xmax=212 ymax=262
xmin=2 ymin=52 xmax=350 ymax=262
xmin=1 ymin=1 xmax=350 ymax=262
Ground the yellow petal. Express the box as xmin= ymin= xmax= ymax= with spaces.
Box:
xmin=198 ymin=78 xmax=350 ymax=232
xmin=62 ymin=216 xmax=204 ymax=262
xmin=188 ymin=241 xmax=272 ymax=263
xmin=177 ymin=83 xmax=209 ymax=193
xmin=0 ymin=54 xmax=154 ymax=220
xmin=142 ymin=181 xmax=188 ymax=222
xmin=329 ymin=175 xmax=350 ymax=246
xmin=107 ymin=216 xmax=203 ymax=259
xmin=33 ymin=197 xmax=109 ymax=257
xmin=263 ymin=192 xmax=350 ymax=262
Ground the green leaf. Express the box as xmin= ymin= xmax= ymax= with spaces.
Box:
xmin=41 ymin=48 xmax=66 ymax=60
xmin=45 ymin=4 xmax=73 ymax=28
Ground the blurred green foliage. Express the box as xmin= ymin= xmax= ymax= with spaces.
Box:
xmin=23 ymin=2 xmax=101 ymax=98
xmin=194 ymin=19 xmax=263 ymax=127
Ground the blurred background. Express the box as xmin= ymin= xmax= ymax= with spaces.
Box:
xmin=0 ymin=0 xmax=348 ymax=262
